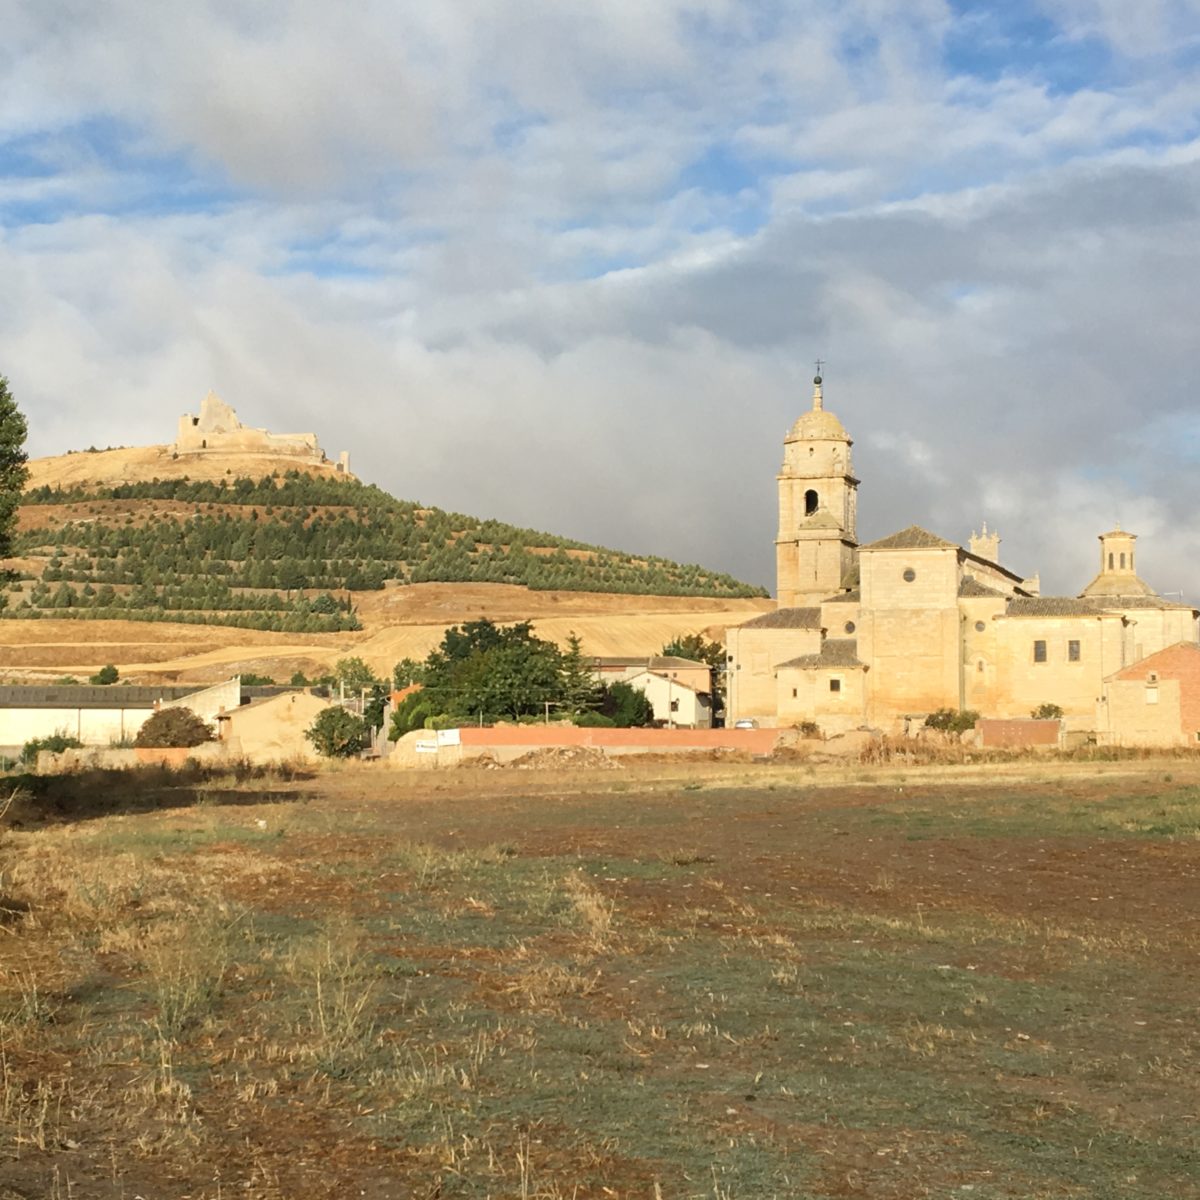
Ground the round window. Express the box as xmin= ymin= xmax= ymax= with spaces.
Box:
xmin=974 ymin=620 xmax=985 ymax=632
xmin=844 ymin=620 xmax=856 ymax=635
xmin=902 ymin=568 xmax=916 ymax=582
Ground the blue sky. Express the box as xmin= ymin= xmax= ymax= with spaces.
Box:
xmin=2 ymin=0 xmax=1200 ymax=596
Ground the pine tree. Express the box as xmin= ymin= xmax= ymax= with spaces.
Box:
xmin=0 ymin=376 xmax=28 ymax=561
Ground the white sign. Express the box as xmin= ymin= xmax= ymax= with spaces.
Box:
xmin=414 ymin=740 xmax=438 ymax=754
xmin=436 ymin=728 xmax=461 ymax=746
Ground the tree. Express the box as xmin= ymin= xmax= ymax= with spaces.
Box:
xmin=392 ymin=657 xmax=424 ymax=688
xmin=559 ymin=632 xmax=598 ymax=718
xmin=306 ymin=706 xmax=368 ymax=758
xmin=1031 ymin=702 xmax=1064 ymax=720
xmin=332 ymin=656 xmax=380 ymax=692
xmin=90 ymin=664 xmax=119 ymax=685
xmin=134 ymin=707 xmax=214 ymax=748
xmin=0 ymin=376 xmax=28 ymax=561
xmin=597 ymin=681 xmax=654 ymax=728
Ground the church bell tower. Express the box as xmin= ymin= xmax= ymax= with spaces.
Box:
xmin=775 ymin=373 xmax=859 ymax=606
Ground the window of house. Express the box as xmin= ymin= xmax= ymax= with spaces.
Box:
xmin=1120 ymin=552 xmax=1126 ymax=569
xmin=1149 ymin=672 xmax=1159 ymax=683
xmin=829 ymin=678 xmax=841 ymax=693
xmin=844 ymin=621 xmax=856 ymax=634
xmin=1146 ymin=688 xmax=1159 ymax=705
xmin=670 ymin=699 xmax=679 ymax=712
xmin=1034 ymin=640 xmax=1047 ymax=663
xmin=1068 ymin=640 xmax=1081 ymax=662
xmin=792 ymin=688 xmax=798 ymax=698
xmin=903 ymin=568 xmax=916 ymax=582
xmin=975 ymin=620 xmax=985 ymax=632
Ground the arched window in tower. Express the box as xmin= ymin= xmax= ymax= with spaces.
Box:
xmin=804 ymin=489 xmax=819 ymax=516
xmin=1120 ymin=552 xmax=1126 ymax=569
xmin=1108 ymin=553 xmax=1114 ymax=570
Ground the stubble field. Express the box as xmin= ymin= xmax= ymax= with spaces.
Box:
xmin=1 ymin=759 xmax=1197 ymax=1199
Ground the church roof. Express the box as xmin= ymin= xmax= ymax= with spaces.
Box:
xmin=959 ymin=576 xmax=1007 ymax=598
xmin=777 ymin=639 xmax=864 ymax=670
xmin=739 ymin=607 xmax=823 ymax=630
xmin=1006 ymin=597 xmax=1105 ymax=617
xmin=823 ymin=587 xmax=861 ymax=603
xmin=1080 ymin=571 xmax=1158 ymax=599
xmin=802 ymin=509 xmax=846 ymax=530
xmin=786 ymin=409 xmax=850 ymax=442
xmin=861 ymin=525 xmax=958 ymax=552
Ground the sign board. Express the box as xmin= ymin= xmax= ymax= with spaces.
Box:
xmin=414 ymin=740 xmax=438 ymax=754
xmin=436 ymin=728 xmax=461 ymax=746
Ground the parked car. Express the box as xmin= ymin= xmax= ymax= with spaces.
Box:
xmin=733 ymin=718 xmax=758 ymax=729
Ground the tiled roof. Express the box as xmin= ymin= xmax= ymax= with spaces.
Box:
xmin=591 ymin=656 xmax=709 ymax=670
xmin=840 ymin=563 xmax=861 ymax=588
xmin=0 ymin=684 xmax=205 ymax=710
xmin=1005 ymin=597 xmax=1103 ymax=617
xmin=1089 ymin=595 xmax=1196 ymax=612
xmin=777 ymin=638 xmax=864 ymax=670
xmin=861 ymin=525 xmax=957 ymax=551
xmin=738 ymin=607 xmax=823 ymax=630
xmin=822 ymin=588 xmax=861 ymax=603
xmin=959 ymin=576 xmax=1006 ymax=598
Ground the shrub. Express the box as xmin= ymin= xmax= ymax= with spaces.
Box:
xmin=90 ymin=664 xmax=119 ymax=685
xmin=797 ymin=720 xmax=821 ymax=738
xmin=134 ymin=707 xmax=214 ymax=748
xmin=1031 ymin=702 xmax=1064 ymax=720
xmin=306 ymin=706 xmax=368 ymax=758
xmin=574 ymin=710 xmax=616 ymax=728
xmin=924 ymin=707 xmax=980 ymax=735
xmin=21 ymin=732 xmax=84 ymax=765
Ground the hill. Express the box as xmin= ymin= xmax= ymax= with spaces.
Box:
xmin=1 ymin=444 xmax=771 ymax=679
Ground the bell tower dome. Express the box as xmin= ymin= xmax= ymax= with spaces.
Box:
xmin=775 ymin=373 xmax=859 ymax=606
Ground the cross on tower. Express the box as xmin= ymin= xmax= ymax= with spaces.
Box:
xmin=814 ymin=358 xmax=825 ymax=377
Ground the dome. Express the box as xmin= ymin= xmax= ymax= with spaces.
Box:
xmin=786 ymin=408 xmax=849 ymax=442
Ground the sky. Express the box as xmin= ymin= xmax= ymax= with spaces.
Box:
xmin=2 ymin=0 xmax=1200 ymax=598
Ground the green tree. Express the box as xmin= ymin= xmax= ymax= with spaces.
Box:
xmin=597 ymin=681 xmax=654 ymax=728
xmin=134 ymin=707 xmax=213 ymax=748
xmin=392 ymin=657 xmax=424 ymax=688
xmin=90 ymin=664 xmax=119 ymax=685
xmin=0 ymin=376 xmax=29 ymax=561
xmin=306 ymin=706 xmax=368 ymax=758
xmin=559 ymin=632 xmax=598 ymax=717
xmin=333 ymin=656 xmax=380 ymax=692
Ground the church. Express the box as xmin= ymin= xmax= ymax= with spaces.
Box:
xmin=725 ymin=375 xmax=1200 ymax=742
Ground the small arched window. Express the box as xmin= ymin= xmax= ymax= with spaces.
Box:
xmin=1120 ymin=552 xmax=1126 ymax=569
xmin=1108 ymin=553 xmax=1114 ymax=570
xmin=804 ymin=489 xmax=819 ymax=515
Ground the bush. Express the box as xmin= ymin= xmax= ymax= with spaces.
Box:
xmin=1031 ymin=703 xmax=1064 ymax=720
xmin=797 ymin=720 xmax=821 ymax=738
xmin=574 ymin=710 xmax=616 ymax=728
xmin=306 ymin=706 xmax=368 ymax=758
xmin=90 ymin=664 xmax=119 ymax=685
xmin=134 ymin=707 xmax=214 ymax=748
xmin=21 ymin=732 xmax=84 ymax=765
xmin=924 ymin=707 xmax=980 ymax=735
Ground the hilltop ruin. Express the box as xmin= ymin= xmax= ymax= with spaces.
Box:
xmin=174 ymin=392 xmax=352 ymax=476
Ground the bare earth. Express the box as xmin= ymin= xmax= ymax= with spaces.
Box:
xmin=0 ymin=585 xmax=770 ymax=681
xmin=1 ymin=757 xmax=1197 ymax=1198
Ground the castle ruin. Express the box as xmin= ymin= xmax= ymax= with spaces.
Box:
xmin=173 ymin=392 xmax=351 ymax=475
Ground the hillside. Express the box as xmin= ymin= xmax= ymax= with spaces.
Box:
xmin=1 ymin=445 xmax=772 ymax=679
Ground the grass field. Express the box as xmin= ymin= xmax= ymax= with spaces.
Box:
xmin=1 ymin=760 xmax=1197 ymax=1198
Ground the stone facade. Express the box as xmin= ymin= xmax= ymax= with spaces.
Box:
xmin=727 ymin=377 xmax=1200 ymax=741
xmin=174 ymin=392 xmax=351 ymax=475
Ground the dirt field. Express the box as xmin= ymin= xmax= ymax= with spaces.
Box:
xmin=1 ymin=758 xmax=1197 ymax=1198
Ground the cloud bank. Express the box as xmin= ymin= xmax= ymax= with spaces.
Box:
xmin=2 ymin=1 xmax=1199 ymax=597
